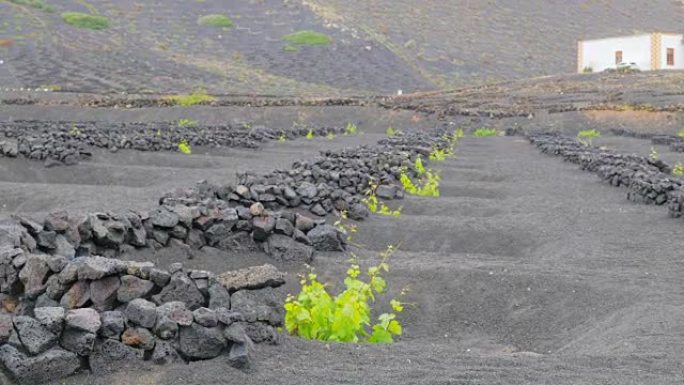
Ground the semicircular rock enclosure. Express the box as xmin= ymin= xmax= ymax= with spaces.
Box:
xmin=0 ymin=120 xmax=469 ymax=384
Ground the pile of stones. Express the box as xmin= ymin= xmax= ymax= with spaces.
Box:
xmin=0 ymin=234 xmax=285 ymax=384
xmin=529 ymin=133 xmax=683 ymax=206
xmin=161 ymin=130 xmax=455 ymax=219
xmin=0 ymin=121 xmax=345 ymax=167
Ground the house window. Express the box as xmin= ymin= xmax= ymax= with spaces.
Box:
xmin=667 ymin=48 xmax=675 ymax=66
xmin=615 ymin=50 xmax=623 ymax=64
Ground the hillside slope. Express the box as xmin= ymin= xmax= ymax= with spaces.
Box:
xmin=0 ymin=0 xmax=682 ymax=95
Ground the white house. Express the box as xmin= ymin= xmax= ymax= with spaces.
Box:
xmin=577 ymin=32 xmax=684 ymax=72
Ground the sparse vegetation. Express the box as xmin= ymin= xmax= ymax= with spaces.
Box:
xmin=197 ymin=14 xmax=234 ymax=28
xmin=429 ymin=147 xmax=450 ymax=161
xmin=284 ymin=246 xmax=404 ymax=343
xmin=363 ymin=181 xmax=402 ymax=217
xmin=473 ymin=128 xmax=497 ymax=137
xmin=673 ymin=162 xmax=684 ymax=177
xmin=178 ymin=139 xmax=192 ymax=155
xmin=649 ymin=146 xmax=659 ymax=162
xmin=9 ymin=0 xmax=54 ymax=12
xmin=345 ymin=122 xmax=358 ymax=136
xmin=68 ymin=125 xmax=80 ymax=137
xmin=678 ymin=129 xmax=684 ymax=138
xmin=326 ymin=132 xmax=336 ymax=140
xmin=283 ymin=45 xmax=300 ymax=53
xmin=283 ymin=30 xmax=331 ymax=46
xmin=582 ymin=66 xmax=593 ymax=73
xmin=577 ymin=129 xmax=601 ymax=146
xmin=386 ymin=127 xmax=397 ymax=137
xmin=178 ymin=119 xmax=197 ymax=127
xmin=306 ymin=129 xmax=314 ymax=140
xmin=278 ymin=132 xmax=287 ymax=142
xmin=400 ymin=168 xmax=440 ymax=197
xmin=164 ymin=90 xmax=216 ymax=106
xmin=61 ymin=12 xmax=110 ymax=30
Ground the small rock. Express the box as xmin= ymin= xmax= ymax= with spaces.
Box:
xmin=208 ymin=283 xmax=231 ymax=309
xmin=149 ymin=268 xmax=171 ymax=287
xmin=193 ymin=307 xmax=218 ymax=327
xmin=178 ymin=323 xmax=226 ymax=359
xmin=99 ymin=311 xmax=125 ymax=339
xmin=264 ymin=234 xmax=314 ymax=262
xmin=231 ymin=287 xmax=284 ymax=325
xmin=308 ymin=224 xmax=345 ymax=251
xmin=90 ymin=276 xmax=120 ymax=311
xmin=150 ymin=208 xmax=180 ymax=228
xmin=65 ymin=308 xmax=101 ymax=333
xmin=89 ymin=339 xmax=143 ymax=375
xmin=0 ymin=314 xmax=13 ymax=343
xmin=121 ymin=326 xmax=156 ymax=350
xmin=60 ymin=328 xmax=96 ymax=356
xmin=18 ymin=254 xmax=50 ymax=296
xmin=151 ymin=340 xmax=181 ymax=365
xmin=216 ymin=308 xmax=245 ymax=326
xmin=217 ymin=264 xmax=285 ymax=292
xmin=249 ymin=202 xmax=264 ymax=217
xmin=34 ymin=307 xmax=65 ymax=335
xmin=77 ymin=256 xmax=125 ymax=280
xmin=125 ymin=298 xmax=157 ymax=328
xmin=152 ymin=273 xmax=205 ymax=310
xmin=252 ymin=216 xmax=276 ymax=241
xmin=228 ymin=341 xmax=252 ymax=369
xmin=0 ymin=345 xmax=80 ymax=385
xmin=117 ymin=275 xmax=155 ymax=303
xmin=60 ymin=280 xmax=90 ymax=309
xmin=13 ymin=316 xmax=58 ymax=355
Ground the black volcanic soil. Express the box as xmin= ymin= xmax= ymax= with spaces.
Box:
xmin=10 ymin=133 xmax=678 ymax=384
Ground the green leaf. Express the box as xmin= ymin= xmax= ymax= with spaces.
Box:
xmin=387 ymin=320 xmax=402 ymax=335
xmin=371 ymin=276 xmax=386 ymax=294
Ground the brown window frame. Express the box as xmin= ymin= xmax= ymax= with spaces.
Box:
xmin=615 ymin=50 xmax=623 ymax=64
xmin=667 ymin=48 xmax=675 ymax=66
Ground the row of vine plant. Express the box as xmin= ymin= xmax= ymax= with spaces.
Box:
xmin=283 ymin=128 xmax=464 ymax=343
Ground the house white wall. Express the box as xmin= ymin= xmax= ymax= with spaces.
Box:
xmin=660 ymin=34 xmax=684 ymax=69
xmin=579 ymin=34 xmax=653 ymax=72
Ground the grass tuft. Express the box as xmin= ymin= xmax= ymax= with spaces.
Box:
xmin=198 ymin=14 xmax=234 ymax=28
xmin=473 ymin=128 xmax=497 ymax=137
xmin=62 ymin=12 xmax=109 ymax=30
xmin=283 ymin=30 xmax=331 ymax=46
xmin=9 ymin=0 xmax=54 ymax=12
xmin=164 ymin=90 xmax=216 ymax=106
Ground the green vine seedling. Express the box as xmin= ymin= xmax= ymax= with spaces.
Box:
xmin=673 ymin=162 xmax=684 ymax=176
xmin=178 ymin=139 xmax=192 ymax=155
xmin=473 ymin=128 xmax=497 ymax=137
xmin=577 ymin=129 xmax=601 ymax=146
xmin=284 ymin=246 xmax=405 ymax=343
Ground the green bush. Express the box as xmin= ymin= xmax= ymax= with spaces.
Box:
xmin=283 ymin=30 xmax=331 ymax=46
xmin=9 ymin=0 xmax=54 ymax=12
xmin=164 ymin=90 xmax=216 ymax=106
xmin=284 ymin=246 xmax=404 ymax=343
xmin=400 ymin=169 xmax=440 ymax=197
xmin=62 ymin=12 xmax=110 ymax=30
xmin=473 ymin=128 xmax=497 ymax=137
xmin=673 ymin=162 xmax=684 ymax=176
xmin=198 ymin=14 xmax=234 ymax=28
xmin=577 ymin=129 xmax=601 ymax=146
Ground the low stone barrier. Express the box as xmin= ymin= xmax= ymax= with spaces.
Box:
xmin=529 ymin=133 xmax=682 ymax=206
xmin=0 ymin=249 xmax=283 ymax=384
xmin=0 ymin=120 xmax=345 ymax=166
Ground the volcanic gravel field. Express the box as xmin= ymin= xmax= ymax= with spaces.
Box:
xmin=0 ymin=126 xmax=679 ymax=384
